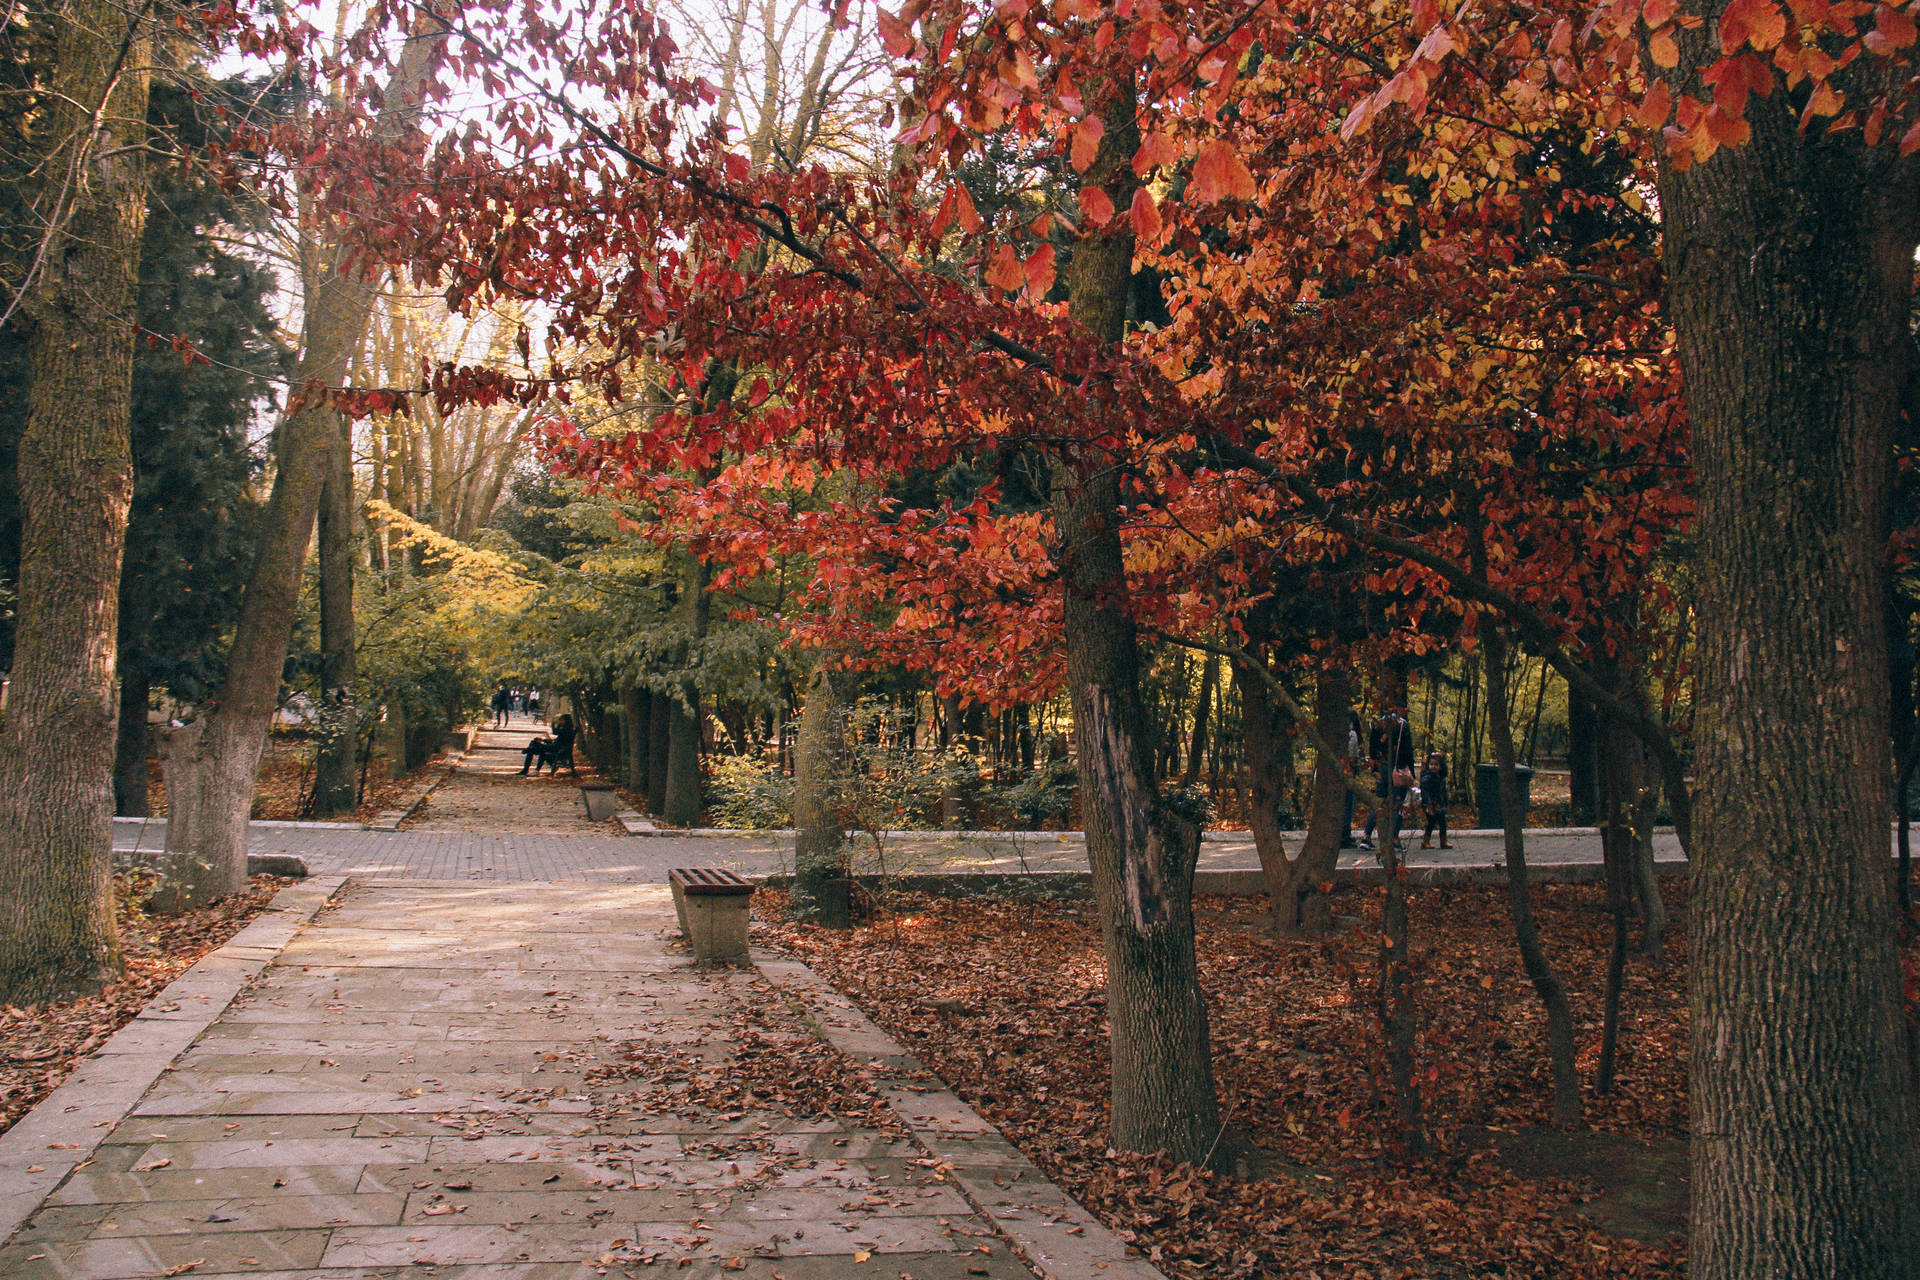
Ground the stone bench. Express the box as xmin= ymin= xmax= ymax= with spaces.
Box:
xmin=668 ymin=867 xmax=754 ymax=965
xmin=579 ymin=783 xmax=620 ymax=822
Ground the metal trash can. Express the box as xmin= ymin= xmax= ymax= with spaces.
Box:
xmin=1474 ymin=762 xmax=1534 ymax=829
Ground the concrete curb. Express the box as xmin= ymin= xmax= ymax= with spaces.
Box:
xmin=753 ymin=856 xmax=1694 ymax=900
xmin=757 ymin=953 xmax=1167 ymax=1280
xmin=0 ymin=874 xmax=348 ymax=1248
xmin=114 ymin=850 xmax=310 ymax=879
xmin=111 ymin=816 xmax=356 ymax=832
xmin=368 ymin=761 xmax=459 ymax=831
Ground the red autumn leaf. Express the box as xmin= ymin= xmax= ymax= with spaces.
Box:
xmin=1132 ymin=132 xmax=1178 ymax=176
xmin=1635 ymin=78 xmax=1674 ymax=130
xmin=1718 ymin=0 xmax=1787 ymax=51
xmin=1023 ymin=243 xmax=1057 ymax=294
xmin=984 ymin=243 xmax=1025 ymax=291
xmin=1070 ymin=115 xmax=1105 ymax=173
xmin=1078 ymin=185 xmax=1115 ymax=226
xmin=1129 ymin=187 xmax=1163 ymax=241
xmin=954 ymin=182 xmax=982 ymax=233
xmin=1189 ymin=139 xmax=1255 ymax=203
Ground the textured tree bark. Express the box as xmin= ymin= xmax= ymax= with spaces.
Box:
xmin=1566 ymin=686 xmax=1599 ymax=824
xmin=1595 ymin=693 xmax=1642 ymax=1095
xmin=663 ymin=560 xmax=710 ymax=827
xmin=0 ymin=0 xmax=149 ymax=1000
xmin=1658 ymin=25 xmax=1920 ymax=1274
xmin=159 ymin=25 xmax=445 ymax=902
xmin=310 ymin=419 xmax=358 ymax=818
xmin=791 ymin=667 xmax=850 ymax=926
xmin=1054 ymin=78 xmax=1222 ymax=1167
xmin=621 ymin=685 xmax=648 ymax=791
xmin=114 ymin=665 xmax=151 ymax=819
xmin=1180 ymin=654 xmax=1218 ymax=790
xmin=1482 ymin=612 xmax=1583 ymax=1127
xmin=1242 ymin=660 xmax=1343 ymax=937
xmin=647 ymin=688 xmax=670 ymax=814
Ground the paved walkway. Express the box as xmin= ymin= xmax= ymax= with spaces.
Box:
xmin=112 ymin=820 xmax=1684 ymax=885
xmin=406 ymin=721 xmax=617 ymax=836
xmin=0 ymin=881 xmax=1156 ymax=1278
xmin=110 ymin=715 xmax=1691 ymax=884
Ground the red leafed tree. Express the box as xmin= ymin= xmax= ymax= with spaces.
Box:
xmin=1332 ymin=1 xmax=1920 ymax=1273
xmin=343 ymin=0 xmax=1920 ymax=1245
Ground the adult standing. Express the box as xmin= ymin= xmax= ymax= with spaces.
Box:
xmin=1360 ymin=703 xmax=1414 ymax=851
xmin=490 ymin=683 xmax=512 ymax=729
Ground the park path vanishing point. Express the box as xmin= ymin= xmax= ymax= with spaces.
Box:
xmin=2 ymin=721 xmax=1165 ymax=1280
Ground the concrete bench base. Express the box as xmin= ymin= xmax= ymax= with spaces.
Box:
xmin=579 ymin=784 xmax=620 ymax=822
xmin=668 ymin=867 xmax=753 ymax=965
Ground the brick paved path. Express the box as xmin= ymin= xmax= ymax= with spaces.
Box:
xmin=108 ymin=717 xmax=1690 ymax=883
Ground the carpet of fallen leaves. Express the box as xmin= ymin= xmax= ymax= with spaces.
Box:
xmin=762 ymin=880 xmax=1696 ymax=1279
xmin=142 ymin=733 xmax=443 ymax=822
xmin=0 ymin=874 xmax=292 ymax=1135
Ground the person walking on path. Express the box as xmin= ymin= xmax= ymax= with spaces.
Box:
xmin=491 ymin=683 xmax=512 ymax=728
xmin=1420 ymin=751 xmax=1452 ymax=849
xmin=1341 ymin=708 xmax=1362 ymax=849
xmin=1360 ymin=704 xmax=1415 ymax=850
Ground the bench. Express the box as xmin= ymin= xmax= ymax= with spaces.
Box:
xmin=579 ymin=783 xmax=620 ymax=822
xmin=668 ymin=867 xmax=754 ymax=965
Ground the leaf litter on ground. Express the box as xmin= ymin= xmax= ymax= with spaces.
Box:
xmin=0 ymin=873 xmax=293 ymax=1135
xmin=758 ymin=880 xmax=1702 ymax=1280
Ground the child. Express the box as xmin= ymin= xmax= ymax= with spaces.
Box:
xmin=1420 ymin=751 xmax=1451 ymax=850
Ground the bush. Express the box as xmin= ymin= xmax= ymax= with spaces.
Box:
xmin=708 ymin=753 xmax=795 ymax=829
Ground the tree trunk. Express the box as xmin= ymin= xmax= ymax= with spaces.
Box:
xmin=1658 ymin=37 xmax=1920 ymax=1273
xmin=1482 ymin=606 xmax=1583 ymax=1127
xmin=0 ymin=0 xmax=149 ymax=1001
xmin=646 ymin=689 xmax=669 ymax=813
xmin=1567 ymin=685 xmax=1599 ymax=824
xmin=310 ymin=420 xmax=357 ymax=818
xmin=1243 ymin=658 xmax=1342 ymax=937
xmin=792 ymin=667 xmax=850 ymax=926
xmin=622 ymin=685 xmax=648 ymax=791
xmin=1054 ymin=77 xmax=1222 ymax=1167
xmin=114 ymin=664 xmax=151 ymax=818
xmin=1595 ymin=688 xmax=1644 ymax=1094
xmin=159 ymin=24 xmax=444 ymax=902
xmin=1181 ymin=653 xmax=1218 ymax=790
xmin=663 ymin=560 xmax=709 ymax=827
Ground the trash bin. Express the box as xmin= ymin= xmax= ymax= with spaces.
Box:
xmin=1474 ymin=762 xmax=1534 ymax=829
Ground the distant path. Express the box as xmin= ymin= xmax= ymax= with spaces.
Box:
xmin=406 ymin=718 xmax=614 ymax=835
xmin=110 ymin=713 xmax=1693 ymax=883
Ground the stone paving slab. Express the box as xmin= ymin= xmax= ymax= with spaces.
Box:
xmin=0 ymin=876 xmax=349 ymax=1250
xmin=1 ymin=879 xmax=1155 ymax=1280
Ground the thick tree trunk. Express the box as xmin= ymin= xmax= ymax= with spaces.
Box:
xmin=647 ymin=688 xmax=670 ymax=813
xmin=1054 ymin=77 xmax=1222 ymax=1167
xmin=1243 ymin=659 xmax=1343 ymax=937
xmin=1659 ymin=33 xmax=1920 ymax=1275
xmin=1567 ymin=686 xmax=1598 ymax=824
xmin=621 ymin=685 xmax=648 ymax=791
xmin=1482 ymin=608 xmax=1583 ymax=1127
xmin=114 ymin=664 xmax=151 ymax=818
xmin=0 ymin=0 xmax=149 ymax=1000
xmin=792 ymin=667 xmax=850 ymax=926
xmin=310 ymin=425 xmax=357 ymax=817
xmin=159 ymin=25 xmax=444 ymax=900
xmin=663 ymin=561 xmax=709 ymax=827
xmin=1595 ymin=693 xmax=1643 ymax=1094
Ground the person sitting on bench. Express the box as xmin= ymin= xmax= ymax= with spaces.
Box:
xmin=519 ymin=713 xmax=577 ymax=775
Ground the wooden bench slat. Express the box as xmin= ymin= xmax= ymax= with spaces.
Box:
xmin=669 ymin=866 xmax=754 ymax=894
